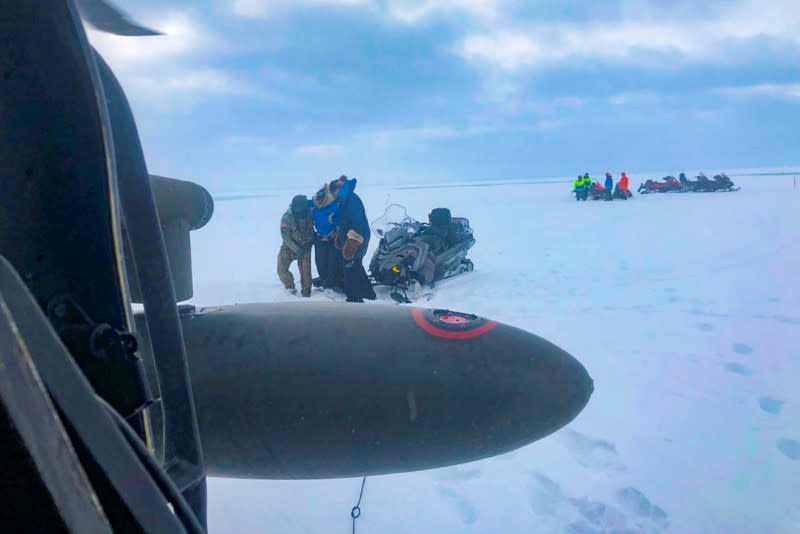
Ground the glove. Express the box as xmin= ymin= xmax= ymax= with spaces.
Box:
xmin=342 ymin=230 xmax=364 ymax=261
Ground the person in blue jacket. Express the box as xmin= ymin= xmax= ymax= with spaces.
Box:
xmin=331 ymin=175 xmax=376 ymax=303
xmin=311 ymin=181 xmax=343 ymax=289
xmin=604 ymin=172 xmax=614 ymax=201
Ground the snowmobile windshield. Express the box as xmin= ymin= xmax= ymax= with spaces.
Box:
xmin=370 ymin=204 xmax=420 ymax=238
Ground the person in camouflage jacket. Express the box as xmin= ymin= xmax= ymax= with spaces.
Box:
xmin=277 ymin=195 xmax=315 ymax=297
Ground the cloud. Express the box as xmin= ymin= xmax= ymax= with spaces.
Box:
xmin=231 ymin=0 xmax=511 ymax=23
xmin=232 ymin=0 xmax=373 ymax=18
xmin=87 ymin=8 xmax=271 ymax=108
xmin=454 ymin=1 xmax=800 ymax=72
xmin=365 ymin=117 xmax=569 ymax=145
xmin=294 ymin=143 xmax=346 ymax=156
xmin=385 ymin=0 xmax=511 ymax=25
xmin=223 ymin=136 xmax=279 ymax=154
xmin=232 ymin=0 xmax=270 ymax=17
xmin=471 ymin=74 xmax=584 ymax=117
xmin=692 ymin=110 xmax=722 ymax=120
xmin=717 ymin=83 xmax=800 ymax=101
xmin=88 ymin=10 xmax=221 ymax=71
xmin=125 ymin=69 xmax=275 ymax=100
xmin=608 ymin=92 xmax=661 ymax=106
xmin=366 ymin=124 xmax=472 ymax=144
xmin=532 ymin=118 xmax=568 ymax=132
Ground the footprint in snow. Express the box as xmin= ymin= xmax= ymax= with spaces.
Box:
xmin=733 ymin=343 xmax=754 ymax=355
xmin=724 ymin=362 xmax=753 ymax=376
xmin=616 ymin=487 xmax=670 ymax=528
xmin=436 ymin=485 xmax=478 ymax=524
xmin=758 ymin=397 xmax=785 ymax=415
xmin=569 ymin=497 xmax=629 ymax=532
xmin=528 ymin=473 xmax=669 ymax=533
xmin=697 ymin=323 xmax=714 ymax=332
xmin=527 ymin=472 xmax=567 ymax=516
xmin=527 ymin=473 xmax=583 ymax=531
xmin=773 ymin=315 xmax=800 ymax=325
xmin=768 ymin=297 xmax=781 ymax=303
xmin=564 ymin=520 xmax=606 ymax=534
xmin=777 ymin=439 xmax=800 ymax=461
xmin=560 ymin=429 xmax=625 ymax=471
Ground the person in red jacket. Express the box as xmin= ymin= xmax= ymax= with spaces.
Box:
xmin=619 ymin=172 xmax=630 ymax=194
xmin=613 ymin=172 xmax=632 ymax=200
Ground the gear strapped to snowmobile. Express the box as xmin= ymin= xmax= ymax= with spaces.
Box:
xmin=369 ymin=205 xmax=476 ymax=303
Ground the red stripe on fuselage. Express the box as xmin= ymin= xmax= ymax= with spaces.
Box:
xmin=412 ymin=308 xmax=497 ymax=339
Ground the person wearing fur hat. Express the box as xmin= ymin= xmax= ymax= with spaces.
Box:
xmin=277 ymin=194 xmax=315 ymax=297
xmin=332 ymin=175 xmax=376 ymax=303
xmin=311 ymin=181 xmax=343 ymax=289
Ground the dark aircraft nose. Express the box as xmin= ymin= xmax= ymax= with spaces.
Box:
xmin=147 ymin=302 xmax=594 ymax=479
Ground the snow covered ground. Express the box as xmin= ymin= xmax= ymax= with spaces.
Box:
xmin=188 ymin=172 xmax=800 ymax=533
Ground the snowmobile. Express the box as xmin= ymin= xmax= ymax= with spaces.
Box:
xmin=613 ymin=184 xmax=633 ymax=200
xmin=587 ymin=183 xmax=613 ymax=201
xmin=369 ymin=205 xmax=476 ymax=303
xmin=681 ymin=173 xmax=740 ymax=192
xmin=637 ymin=176 xmax=684 ymax=194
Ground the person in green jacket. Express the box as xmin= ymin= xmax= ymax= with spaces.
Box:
xmin=581 ymin=173 xmax=593 ymax=201
xmin=573 ymin=175 xmax=584 ymax=201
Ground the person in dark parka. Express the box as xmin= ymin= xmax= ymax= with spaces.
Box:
xmin=332 ymin=176 xmax=376 ymax=303
xmin=604 ymin=172 xmax=614 ymax=201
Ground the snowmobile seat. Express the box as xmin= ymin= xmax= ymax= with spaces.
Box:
xmin=450 ymin=216 xmax=469 ymax=229
xmin=418 ymin=230 xmax=446 ymax=254
xmin=447 ymin=218 xmax=470 ymax=243
xmin=429 ymin=207 xmax=452 ymax=228
xmin=421 ymin=208 xmax=450 ymax=252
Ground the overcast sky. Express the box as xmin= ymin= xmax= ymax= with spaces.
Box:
xmin=88 ymin=0 xmax=800 ymax=192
